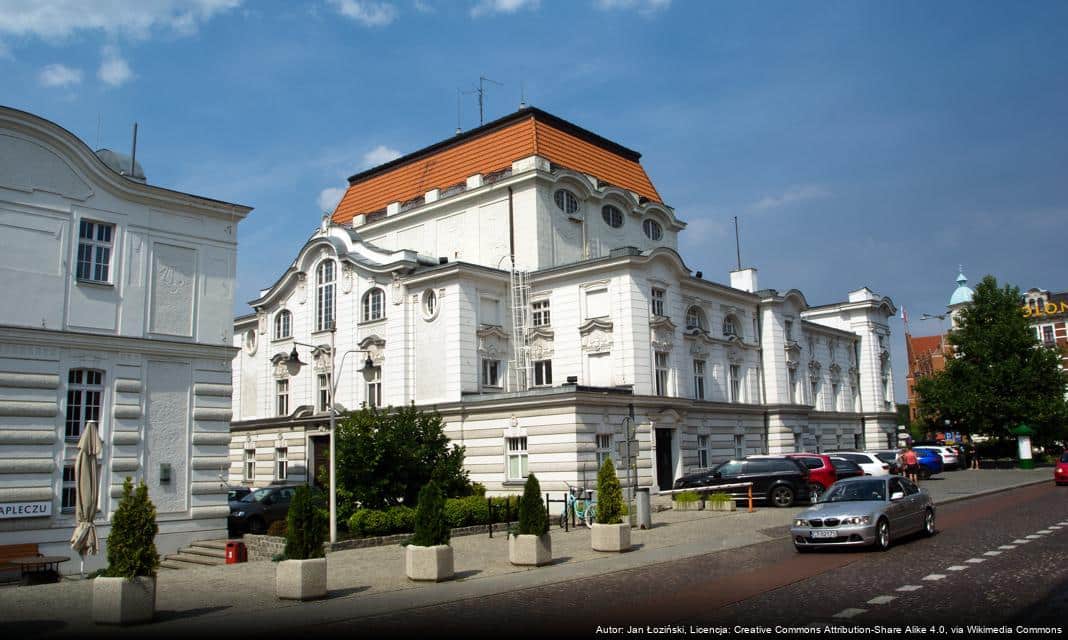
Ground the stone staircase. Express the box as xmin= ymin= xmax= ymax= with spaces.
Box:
xmin=160 ymin=539 xmax=231 ymax=570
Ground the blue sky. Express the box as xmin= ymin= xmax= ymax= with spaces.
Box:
xmin=3 ymin=0 xmax=1067 ymax=402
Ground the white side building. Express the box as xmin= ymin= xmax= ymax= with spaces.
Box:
xmin=0 ymin=106 xmax=251 ymax=572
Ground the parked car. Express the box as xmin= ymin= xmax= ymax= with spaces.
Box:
xmin=673 ymin=457 xmax=811 ymax=507
xmin=870 ymin=450 xmax=903 ymax=475
xmin=750 ymin=453 xmax=836 ymax=502
xmin=823 ymin=451 xmax=891 ymax=476
xmin=828 ymin=456 xmax=865 ymax=481
xmin=790 ymin=476 xmax=936 ymax=552
xmin=921 ymin=445 xmax=960 ymax=470
xmin=1055 ymin=451 xmax=1068 ymax=486
xmin=228 ymin=484 xmax=303 ymax=534
xmin=911 ymin=448 xmax=945 ymax=479
xmin=227 ymin=486 xmax=252 ymax=503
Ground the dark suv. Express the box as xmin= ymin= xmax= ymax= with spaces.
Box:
xmin=673 ymin=457 xmax=811 ymax=507
xmin=228 ymin=484 xmax=303 ymax=535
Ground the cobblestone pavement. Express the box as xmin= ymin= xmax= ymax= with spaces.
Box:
xmin=0 ymin=467 xmax=1053 ymax=639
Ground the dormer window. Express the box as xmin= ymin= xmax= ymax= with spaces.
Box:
xmin=723 ymin=315 xmax=738 ymax=338
xmin=601 ymin=205 xmax=623 ymax=228
xmin=554 ymin=189 xmax=579 ymax=214
xmin=685 ymin=306 xmax=707 ymax=331
xmin=642 ymin=219 xmax=663 ymax=241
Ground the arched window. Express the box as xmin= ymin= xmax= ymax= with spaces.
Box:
xmin=685 ymin=306 xmax=707 ymax=331
xmin=722 ymin=314 xmax=738 ymax=337
xmin=274 ymin=310 xmax=292 ymax=340
xmin=315 ymin=260 xmax=335 ymax=332
xmin=642 ymin=218 xmax=663 ymax=240
xmin=553 ymin=189 xmax=579 ymax=214
xmin=601 ymin=205 xmax=623 ymax=228
xmin=363 ymin=287 xmax=385 ymax=322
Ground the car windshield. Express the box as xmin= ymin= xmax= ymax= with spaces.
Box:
xmin=242 ymin=488 xmax=273 ymax=503
xmin=874 ymin=452 xmax=896 ymax=463
xmin=714 ymin=461 xmax=744 ymax=476
xmin=823 ymin=480 xmax=886 ymax=503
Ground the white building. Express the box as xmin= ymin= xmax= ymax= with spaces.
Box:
xmin=0 ymin=106 xmax=251 ymax=571
xmin=230 ymin=107 xmax=895 ymax=500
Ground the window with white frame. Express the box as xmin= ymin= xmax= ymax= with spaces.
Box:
xmin=422 ymin=289 xmax=437 ymax=318
xmin=553 ymin=189 xmax=579 ymax=214
xmin=728 ymin=364 xmax=740 ymax=403
xmin=365 ymin=366 xmax=382 ymax=407
xmin=596 ymin=433 xmax=613 ymax=469
xmin=1042 ymin=325 xmax=1055 ymax=345
xmin=722 ymin=315 xmax=738 ymax=337
xmin=693 ymin=359 xmax=706 ymax=400
xmin=244 ymin=449 xmax=255 ymax=481
xmin=61 ymin=464 xmax=77 ymax=512
xmin=685 ymin=306 xmax=706 ymax=331
xmin=650 ymin=288 xmax=665 ymax=317
xmin=482 ymin=358 xmax=501 ymax=388
xmin=601 ymin=205 xmax=623 ymax=228
xmin=316 ymin=260 xmax=335 ymax=332
xmin=531 ymin=299 xmax=551 ymax=327
xmin=318 ymin=373 xmax=331 ymax=412
xmin=362 ymin=287 xmax=385 ymax=322
xmin=733 ymin=434 xmax=745 ymax=459
xmin=533 ymin=360 xmax=552 ymax=386
xmin=788 ymin=368 xmax=798 ymax=403
xmin=642 ymin=218 xmax=663 ymax=240
xmin=697 ymin=434 xmax=710 ymax=468
xmin=275 ymin=447 xmax=288 ymax=480
xmin=276 ymin=379 xmax=289 ymax=417
xmin=506 ymin=436 xmax=528 ymax=479
xmin=654 ymin=352 xmax=669 ymax=396
xmin=585 ymin=288 xmax=608 ymax=319
xmin=274 ymin=310 xmax=292 ymax=340
xmin=76 ymin=220 xmax=114 ymax=283
xmin=784 ymin=319 xmax=794 ymax=342
xmin=65 ymin=369 xmax=103 ymax=440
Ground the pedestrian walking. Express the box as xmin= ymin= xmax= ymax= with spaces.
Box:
xmin=970 ymin=442 xmax=980 ymax=470
xmin=902 ymin=446 xmax=920 ymax=483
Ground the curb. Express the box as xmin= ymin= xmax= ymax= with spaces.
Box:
xmin=932 ymin=477 xmax=1052 ymax=506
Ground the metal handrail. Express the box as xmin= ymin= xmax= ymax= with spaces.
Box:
xmin=659 ymin=481 xmax=756 ymax=513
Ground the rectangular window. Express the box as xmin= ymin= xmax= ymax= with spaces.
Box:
xmin=506 ymin=436 xmax=528 ymax=480
xmin=76 ymin=220 xmax=114 ymax=283
xmin=596 ymin=433 xmax=613 ymax=469
xmin=587 ymin=352 xmax=611 ymax=387
xmin=533 ymin=360 xmax=553 ymax=386
xmin=733 ymin=434 xmax=745 ymax=459
xmin=651 ymin=287 xmax=665 ymax=317
xmin=585 ymin=288 xmax=608 ymax=319
xmin=854 ymin=433 xmax=862 ymax=450
xmin=693 ymin=359 xmax=706 ymax=400
xmin=480 ymin=297 xmax=501 ymax=326
xmin=244 ymin=449 xmax=255 ymax=481
xmin=729 ymin=364 xmax=740 ymax=403
xmin=788 ymin=368 xmax=797 ymax=403
xmin=784 ymin=319 xmax=794 ymax=341
xmin=482 ymin=359 xmax=501 ymax=388
xmin=276 ymin=379 xmax=289 ymax=417
xmin=366 ymin=366 xmax=382 ymax=407
xmin=318 ymin=373 xmax=331 ymax=412
xmin=531 ymin=300 xmax=551 ymax=327
xmin=811 ymin=379 xmax=819 ymax=407
xmin=697 ymin=434 xmax=709 ymax=468
xmin=831 ymin=383 xmax=840 ymax=411
xmin=65 ymin=369 xmax=103 ymax=440
xmin=61 ymin=464 xmax=77 ymax=512
xmin=1043 ymin=325 xmax=1055 ymax=345
xmin=275 ymin=447 xmax=288 ymax=480
xmin=654 ymin=352 xmax=669 ymax=396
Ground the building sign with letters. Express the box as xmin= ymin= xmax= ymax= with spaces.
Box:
xmin=1022 ymin=301 xmax=1068 ymax=318
xmin=0 ymin=501 xmax=52 ymax=519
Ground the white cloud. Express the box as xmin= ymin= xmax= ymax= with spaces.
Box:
xmin=98 ymin=45 xmax=133 ymax=87
xmin=412 ymin=0 xmax=435 ymax=12
xmin=593 ymin=0 xmax=670 ymax=14
xmin=38 ymin=63 xmax=82 ymax=88
xmin=362 ymin=144 xmax=402 ymax=168
xmin=329 ymin=0 xmax=398 ymax=27
xmin=0 ymin=0 xmax=241 ymax=41
xmin=470 ymin=0 xmax=540 ymax=18
xmin=750 ymin=184 xmax=831 ymax=211
xmin=317 ymin=186 xmax=346 ymax=213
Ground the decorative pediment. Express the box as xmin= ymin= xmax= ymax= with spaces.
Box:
xmin=342 ymin=264 xmax=354 ymax=294
xmin=829 ymin=362 xmax=842 ymax=382
xmin=359 ymin=335 xmax=387 ymax=366
xmin=727 ymin=348 xmax=743 ymax=364
xmin=295 ymin=271 xmax=307 ymax=305
xmin=688 ymin=341 xmax=708 ymax=356
xmin=787 ymin=359 xmax=799 ymax=371
xmin=270 ymin=352 xmax=297 ymax=379
xmin=849 ymin=366 xmax=860 ymax=381
xmin=649 ymin=316 xmax=676 ymax=351
xmin=311 ymin=344 xmax=333 ymax=372
xmin=527 ymin=326 xmax=554 ymax=341
xmin=808 ymin=359 xmax=822 ymax=382
xmin=476 ymin=325 xmax=509 ymax=358
xmin=579 ymin=318 xmax=614 ymax=354
xmin=528 ymin=328 xmax=555 ymax=360
xmin=720 ymin=304 xmax=743 ymax=316
xmin=391 ymin=272 xmax=403 ymax=305
xmin=784 ymin=340 xmax=802 ymax=367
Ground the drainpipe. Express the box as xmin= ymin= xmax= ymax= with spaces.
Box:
xmin=507 ymin=187 xmax=515 ymax=269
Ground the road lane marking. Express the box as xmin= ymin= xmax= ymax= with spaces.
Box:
xmin=965 ymin=558 xmax=986 ymax=564
xmin=1013 ymin=539 xmax=1030 ymax=544
xmin=867 ymin=596 xmax=896 ymax=605
xmin=984 ymin=551 xmax=1002 ymax=556
xmin=1036 ymin=530 xmax=1052 ymax=534
xmin=896 ymin=585 xmax=923 ymax=592
xmin=947 ymin=566 xmax=968 ymax=571
xmin=1051 ymin=526 xmax=1062 ymax=529
xmin=833 ymin=608 xmax=867 ymax=619
xmin=998 ymin=545 xmax=1017 ymax=550
xmin=1026 ymin=535 xmax=1041 ymax=539
xmin=923 ymin=574 xmax=947 ymax=581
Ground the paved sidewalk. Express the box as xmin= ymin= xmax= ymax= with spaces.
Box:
xmin=0 ymin=468 xmax=1052 ymax=638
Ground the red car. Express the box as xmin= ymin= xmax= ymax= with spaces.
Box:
xmin=785 ymin=453 xmax=837 ymax=502
xmin=1056 ymin=452 xmax=1068 ymax=486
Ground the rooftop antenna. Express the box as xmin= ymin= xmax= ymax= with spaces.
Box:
xmin=455 ymin=89 xmax=462 ymax=135
xmin=519 ymin=80 xmax=527 ymax=110
xmin=129 ymin=122 xmax=139 ymax=177
xmin=733 ymin=215 xmax=742 ymax=271
xmin=476 ymin=74 xmax=502 ymax=125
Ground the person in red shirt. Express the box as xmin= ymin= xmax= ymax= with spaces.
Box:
xmin=902 ymin=447 xmax=920 ymax=483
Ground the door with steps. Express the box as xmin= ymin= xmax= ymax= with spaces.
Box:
xmin=160 ymin=539 xmax=232 ymax=570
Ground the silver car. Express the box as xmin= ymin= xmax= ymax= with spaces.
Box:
xmin=790 ymin=476 xmax=935 ymax=552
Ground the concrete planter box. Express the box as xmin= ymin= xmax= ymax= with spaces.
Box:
xmin=509 ymin=533 xmax=552 ymax=566
xmin=673 ymin=500 xmax=704 ymax=511
xmin=406 ymin=544 xmax=454 ymax=581
xmin=591 ymin=522 xmax=632 ymax=552
xmin=276 ymin=558 xmax=328 ymax=600
xmin=707 ymin=500 xmax=737 ymax=512
xmin=92 ymin=576 xmax=155 ymax=625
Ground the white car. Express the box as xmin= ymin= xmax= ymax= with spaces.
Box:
xmin=916 ymin=445 xmax=959 ymax=470
xmin=823 ymin=451 xmax=891 ymax=476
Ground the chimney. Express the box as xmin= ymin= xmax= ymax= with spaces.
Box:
xmin=730 ymin=268 xmax=758 ymax=293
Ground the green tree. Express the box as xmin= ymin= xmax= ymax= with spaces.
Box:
xmin=915 ymin=275 xmax=1068 ymax=444
xmin=284 ymin=486 xmax=327 ymax=560
xmin=517 ymin=473 xmax=548 ymax=536
xmin=595 ymin=458 xmax=624 ymax=525
xmin=411 ymin=480 xmax=449 ymax=547
xmin=334 ymin=403 xmax=472 ymax=512
xmin=105 ymin=477 xmax=159 ymax=578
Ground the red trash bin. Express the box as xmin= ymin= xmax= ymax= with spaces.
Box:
xmin=225 ymin=541 xmax=246 ymax=564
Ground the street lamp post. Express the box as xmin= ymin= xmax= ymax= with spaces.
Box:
xmin=287 ymin=324 xmax=374 ymax=544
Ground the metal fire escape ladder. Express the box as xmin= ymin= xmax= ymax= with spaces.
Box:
xmin=509 ymin=267 xmax=531 ymax=391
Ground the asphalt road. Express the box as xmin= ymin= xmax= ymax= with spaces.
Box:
xmin=313 ymin=482 xmax=1068 ymax=639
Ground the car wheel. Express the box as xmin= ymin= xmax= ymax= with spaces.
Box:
xmin=808 ymin=483 xmax=824 ymax=503
xmin=794 ymin=544 xmax=813 ymax=554
xmin=923 ymin=509 xmax=936 ymax=537
xmin=248 ymin=516 xmax=266 ymax=535
xmin=874 ymin=518 xmax=891 ymax=551
xmin=769 ymin=485 xmax=795 ymax=508
xmin=919 ymin=468 xmax=931 ymax=480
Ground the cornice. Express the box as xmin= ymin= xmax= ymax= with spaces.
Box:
xmin=1 ymin=325 xmax=236 ymax=359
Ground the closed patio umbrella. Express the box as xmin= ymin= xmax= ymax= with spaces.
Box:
xmin=70 ymin=419 xmax=102 ymax=576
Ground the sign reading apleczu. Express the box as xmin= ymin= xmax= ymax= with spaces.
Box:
xmin=0 ymin=501 xmax=52 ymax=519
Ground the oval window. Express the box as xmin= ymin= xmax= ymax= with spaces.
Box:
xmin=643 ymin=219 xmax=663 ymax=240
xmin=243 ymin=329 xmax=258 ymax=355
xmin=553 ymin=189 xmax=579 ymax=214
xmin=601 ymin=205 xmax=623 ymax=228
xmin=422 ymin=289 xmax=438 ymax=319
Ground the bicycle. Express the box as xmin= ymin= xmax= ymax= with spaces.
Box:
xmin=560 ymin=482 xmax=597 ymax=528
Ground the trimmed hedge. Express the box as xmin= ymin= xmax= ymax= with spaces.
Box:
xmin=345 ymin=495 xmax=523 ymax=538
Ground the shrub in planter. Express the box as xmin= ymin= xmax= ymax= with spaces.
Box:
xmin=591 ymin=458 xmax=631 ymax=553
xmin=673 ymin=490 xmax=702 ymax=511
xmin=277 ymin=486 xmax=328 ymax=600
xmin=707 ymin=492 xmax=736 ymax=512
xmin=93 ymin=478 xmax=159 ymax=625
xmin=510 ymin=474 xmax=551 ymax=566
xmin=406 ymin=481 xmax=454 ymax=581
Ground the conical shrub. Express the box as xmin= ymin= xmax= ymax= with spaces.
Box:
xmin=595 ymin=458 xmax=624 ymax=525
xmin=517 ymin=474 xmax=548 ymax=536
xmin=284 ymin=486 xmax=327 ymax=560
xmin=411 ymin=480 xmax=449 ymax=547
xmin=105 ymin=477 xmax=159 ymax=578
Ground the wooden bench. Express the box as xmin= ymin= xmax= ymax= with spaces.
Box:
xmin=0 ymin=543 xmax=41 ymax=583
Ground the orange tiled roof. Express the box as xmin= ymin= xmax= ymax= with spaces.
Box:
xmin=332 ymin=108 xmax=662 ymax=226
xmin=908 ymin=335 xmax=944 ymax=355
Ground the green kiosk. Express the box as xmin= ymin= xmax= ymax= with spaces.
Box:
xmin=1010 ymin=424 xmax=1036 ymax=470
